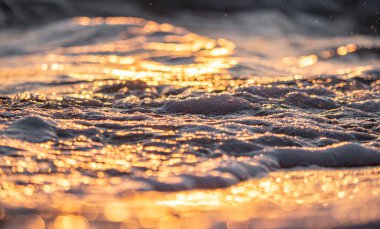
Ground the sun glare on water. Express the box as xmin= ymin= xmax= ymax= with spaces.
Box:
xmin=0 ymin=17 xmax=379 ymax=229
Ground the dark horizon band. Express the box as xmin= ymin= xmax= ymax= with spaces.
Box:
xmin=0 ymin=0 xmax=379 ymax=34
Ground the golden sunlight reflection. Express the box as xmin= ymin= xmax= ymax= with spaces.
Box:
xmin=0 ymin=17 xmax=238 ymax=95
xmin=0 ymin=16 xmax=379 ymax=229
xmin=103 ymin=202 xmax=130 ymax=222
xmin=282 ymin=43 xmax=367 ymax=72
xmin=54 ymin=215 xmax=89 ymax=229
xmin=2 ymin=167 xmax=380 ymax=228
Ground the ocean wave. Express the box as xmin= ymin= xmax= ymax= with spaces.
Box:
xmin=0 ymin=18 xmax=379 ymax=226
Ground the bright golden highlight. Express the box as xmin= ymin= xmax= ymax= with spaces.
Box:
xmin=0 ymin=17 xmax=238 ymax=94
xmin=0 ymin=16 xmax=379 ymax=229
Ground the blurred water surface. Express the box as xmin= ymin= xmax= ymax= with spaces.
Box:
xmin=0 ymin=2 xmax=380 ymax=229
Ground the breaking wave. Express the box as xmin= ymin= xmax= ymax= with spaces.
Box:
xmin=0 ymin=17 xmax=379 ymax=194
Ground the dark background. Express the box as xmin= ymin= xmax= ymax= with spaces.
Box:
xmin=0 ymin=0 xmax=379 ymax=35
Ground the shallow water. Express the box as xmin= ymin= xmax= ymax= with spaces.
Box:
xmin=0 ymin=16 xmax=379 ymax=229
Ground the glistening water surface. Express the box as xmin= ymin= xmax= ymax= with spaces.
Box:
xmin=0 ymin=16 xmax=380 ymax=229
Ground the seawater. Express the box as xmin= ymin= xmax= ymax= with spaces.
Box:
xmin=0 ymin=16 xmax=379 ymax=229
